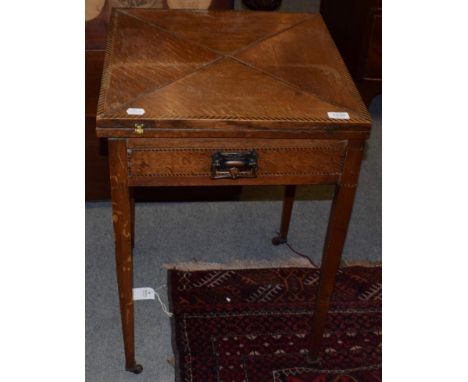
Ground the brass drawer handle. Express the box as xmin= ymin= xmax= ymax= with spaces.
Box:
xmin=211 ymin=150 xmax=258 ymax=179
xmin=134 ymin=123 xmax=144 ymax=135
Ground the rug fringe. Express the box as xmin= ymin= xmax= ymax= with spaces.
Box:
xmin=164 ymin=258 xmax=381 ymax=271
xmin=164 ymin=257 xmax=315 ymax=271
xmin=341 ymin=259 xmax=382 ymax=267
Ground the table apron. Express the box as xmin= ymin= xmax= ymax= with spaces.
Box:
xmin=125 ymin=138 xmax=347 ymax=186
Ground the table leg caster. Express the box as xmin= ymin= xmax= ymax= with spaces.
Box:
xmin=126 ymin=364 xmax=143 ymax=374
xmin=305 ymin=354 xmax=321 ymax=367
xmin=272 ymin=235 xmax=287 ymax=246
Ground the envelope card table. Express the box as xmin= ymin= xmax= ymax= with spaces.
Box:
xmin=96 ymin=8 xmax=372 ymax=374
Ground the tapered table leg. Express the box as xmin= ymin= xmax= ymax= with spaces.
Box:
xmin=272 ymin=185 xmax=296 ymax=245
xmin=108 ymin=139 xmax=143 ymax=374
xmin=307 ymin=140 xmax=365 ymax=364
xmin=130 ymin=188 xmax=135 ymax=249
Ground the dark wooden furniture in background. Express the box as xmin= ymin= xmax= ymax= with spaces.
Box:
xmin=86 ymin=1 xmax=109 ymax=200
xmin=97 ymin=9 xmax=371 ymax=373
xmin=85 ymin=0 xmax=234 ymax=200
xmin=320 ymin=0 xmax=382 ymax=105
xmin=242 ymin=0 xmax=282 ymax=10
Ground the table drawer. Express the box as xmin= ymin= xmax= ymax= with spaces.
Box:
xmin=126 ymin=138 xmax=347 ymax=186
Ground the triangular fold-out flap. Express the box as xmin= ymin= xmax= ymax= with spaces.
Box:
xmin=235 ymin=16 xmax=369 ymax=119
xmin=109 ymin=58 xmax=361 ymax=122
xmin=123 ymin=8 xmax=311 ymax=54
xmin=102 ymin=10 xmax=219 ymax=113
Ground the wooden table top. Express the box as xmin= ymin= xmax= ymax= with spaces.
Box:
xmin=96 ymin=9 xmax=371 ymax=138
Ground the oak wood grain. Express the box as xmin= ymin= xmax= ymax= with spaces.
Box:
xmin=96 ymin=9 xmax=372 ymax=137
xmin=108 ymin=139 xmax=137 ymax=371
xmin=308 ymin=139 xmax=366 ymax=360
xmin=100 ymin=9 xmax=372 ymax=371
xmin=127 ymin=138 xmax=346 ymax=185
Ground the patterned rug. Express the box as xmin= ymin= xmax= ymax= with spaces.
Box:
xmin=169 ymin=266 xmax=381 ymax=382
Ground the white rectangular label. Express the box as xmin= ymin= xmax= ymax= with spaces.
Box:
xmin=127 ymin=108 xmax=145 ymax=116
xmin=133 ymin=287 xmax=155 ymax=300
xmin=327 ymin=112 xmax=350 ymax=120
